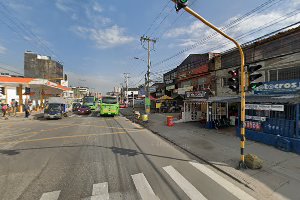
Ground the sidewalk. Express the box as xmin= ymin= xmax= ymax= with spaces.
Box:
xmin=0 ymin=111 xmax=44 ymax=121
xmin=121 ymin=108 xmax=300 ymax=200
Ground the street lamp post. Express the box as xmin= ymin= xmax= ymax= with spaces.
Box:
xmin=171 ymin=0 xmax=247 ymax=169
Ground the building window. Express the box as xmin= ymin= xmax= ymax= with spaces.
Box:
xmin=222 ymin=78 xmax=229 ymax=87
xmin=269 ymin=70 xmax=277 ymax=81
xmin=268 ymin=66 xmax=300 ymax=81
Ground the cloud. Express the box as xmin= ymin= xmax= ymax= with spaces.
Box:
xmin=163 ymin=0 xmax=300 ymax=55
xmin=74 ymin=25 xmax=134 ymax=49
xmin=92 ymin=2 xmax=103 ymax=13
xmin=55 ymin=0 xmax=73 ymax=12
xmin=0 ymin=44 xmax=7 ymax=54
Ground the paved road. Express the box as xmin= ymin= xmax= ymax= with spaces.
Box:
xmin=0 ymin=113 xmax=256 ymax=200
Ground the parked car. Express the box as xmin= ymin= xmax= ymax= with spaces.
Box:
xmin=77 ymin=105 xmax=92 ymax=115
xmin=72 ymin=103 xmax=81 ymax=112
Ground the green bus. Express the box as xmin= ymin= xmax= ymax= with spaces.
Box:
xmin=100 ymin=96 xmax=119 ymax=116
xmin=83 ymin=96 xmax=98 ymax=110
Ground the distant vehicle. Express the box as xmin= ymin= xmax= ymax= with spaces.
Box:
xmin=100 ymin=96 xmax=119 ymax=116
xmin=83 ymin=96 xmax=98 ymax=110
xmin=44 ymin=103 xmax=63 ymax=119
xmin=120 ymin=104 xmax=127 ymax=109
xmin=72 ymin=102 xmax=81 ymax=112
xmin=77 ymin=105 xmax=91 ymax=115
xmin=44 ymin=97 xmax=68 ymax=119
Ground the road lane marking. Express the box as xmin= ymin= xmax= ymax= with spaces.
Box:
xmin=163 ymin=165 xmax=207 ymax=200
xmin=0 ymin=129 xmax=145 ymax=145
xmin=131 ymin=173 xmax=160 ymax=200
xmin=0 ymin=125 xmax=74 ymax=139
xmin=39 ymin=190 xmax=60 ymax=200
xmin=190 ymin=162 xmax=256 ymax=200
xmin=89 ymin=182 xmax=109 ymax=200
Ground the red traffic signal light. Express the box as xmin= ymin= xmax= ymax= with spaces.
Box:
xmin=228 ymin=68 xmax=239 ymax=94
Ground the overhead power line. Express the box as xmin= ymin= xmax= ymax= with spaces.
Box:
xmin=153 ymin=0 xmax=285 ymax=67
xmin=0 ymin=2 xmax=60 ymax=60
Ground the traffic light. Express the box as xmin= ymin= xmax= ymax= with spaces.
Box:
xmin=228 ymin=68 xmax=239 ymax=94
xmin=25 ymin=87 xmax=31 ymax=95
xmin=175 ymin=0 xmax=188 ymax=11
xmin=0 ymin=87 xmax=5 ymax=95
xmin=247 ymin=65 xmax=263 ymax=91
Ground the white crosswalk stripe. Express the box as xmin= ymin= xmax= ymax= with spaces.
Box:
xmin=163 ymin=165 xmax=207 ymax=200
xmin=190 ymin=162 xmax=256 ymax=200
xmin=37 ymin=164 xmax=256 ymax=200
xmin=39 ymin=190 xmax=61 ymax=200
xmin=131 ymin=173 xmax=160 ymax=200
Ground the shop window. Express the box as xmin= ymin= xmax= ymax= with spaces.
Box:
xmin=278 ymin=66 xmax=300 ymax=81
xmin=268 ymin=66 xmax=300 ymax=81
xmin=269 ymin=70 xmax=277 ymax=81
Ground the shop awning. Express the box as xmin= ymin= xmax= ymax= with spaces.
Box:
xmin=0 ymin=76 xmax=71 ymax=91
xmin=207 ymin=95 xmax=300 ymax=104
xmin=159 ymin=95 xmax=173 ymax=100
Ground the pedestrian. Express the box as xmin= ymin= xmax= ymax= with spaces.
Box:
xmin=2 ymin=103 xmax=7 ymax=117
xmin=11 ymin=100 xmax=16 ymax=116
xmin=15 ymin=101 xmax=18 ymax=115
xmin=24 ymin=103 xmax=30 ymax=118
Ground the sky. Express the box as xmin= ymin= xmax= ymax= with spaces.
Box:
xmin=0 ymin=0 xmax=299 ymax=93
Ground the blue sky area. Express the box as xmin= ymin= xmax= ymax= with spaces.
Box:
xmin=0 ymin=0 xmax=299 ymax=93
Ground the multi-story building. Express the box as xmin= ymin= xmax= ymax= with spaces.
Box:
xmin=216 ymin=26 xmax=300 ymax=97
xmin=24 ymin=51 xmax=64 ymax=83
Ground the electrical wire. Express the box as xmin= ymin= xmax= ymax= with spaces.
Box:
xmin=153 ymin=0 xmax=285 ymax=67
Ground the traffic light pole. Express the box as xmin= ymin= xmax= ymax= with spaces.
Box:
xmin=171 ymin=0 xmax=247 ymax=169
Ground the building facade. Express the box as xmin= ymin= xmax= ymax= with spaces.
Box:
xmin=24 ymin=51 xmax=64 ymax=83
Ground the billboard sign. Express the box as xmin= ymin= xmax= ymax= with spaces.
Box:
xmin=254 ymin=79 xmax=300 ymax=95
xmin=186 ymin=90 xmax=209 ymax=99
xmin=246 ymin=104 xmax=284 ymax=111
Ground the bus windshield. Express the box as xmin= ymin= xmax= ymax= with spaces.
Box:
xmin=102 ymin=97 xmax=118 ymax=104
xmin=83 ymin=96 xmax=95 ymax=103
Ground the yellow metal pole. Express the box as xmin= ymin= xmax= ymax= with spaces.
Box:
xmin=172 ymin=1 xmax=247 ymax=168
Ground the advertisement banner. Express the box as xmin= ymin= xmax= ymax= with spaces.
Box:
xmin=177 ymin=86 xmax=193 ymax=95
xmin=186 ymin=90 xmax=209 ymax=99
xmin=246 ymin=104 xmax=284 ymax=111
xmin=254 ymin=79 xmax=300 ymax=94
xmin=166 ymin=85 xmax=175 ymax=91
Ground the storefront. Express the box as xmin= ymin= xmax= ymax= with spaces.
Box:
xmin=235 ymin=79 xmax=300 ymax=154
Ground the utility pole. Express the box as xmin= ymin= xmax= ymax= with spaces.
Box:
xmin=124 ymin=73 xmax=130 ymax=106
xmin=171 ymin=0 xmax=247 ymax=169
xmin=140 ymin=36 xmax=156 ymax=114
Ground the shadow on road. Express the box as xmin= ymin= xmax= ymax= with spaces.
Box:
xmin=4 ymin=144 xmax=191 ymax=162
xmin=0 ymin=149 xmax=20 ymax=156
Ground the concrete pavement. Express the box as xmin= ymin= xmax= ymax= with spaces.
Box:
xmin=121 ymin=107 xmax=300 ymax=200
xmin=0 ymin=112 xmax=258 ymax=200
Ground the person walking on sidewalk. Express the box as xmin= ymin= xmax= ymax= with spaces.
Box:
xmin=1 ymin=103 xmax=8 ymax=117
xmin=14 ymin=101 xmax=18 ymax=116
xmin=24 ymin=103 xmax=30 ymax=118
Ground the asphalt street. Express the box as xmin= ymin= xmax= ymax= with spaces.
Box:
xmin=0 ymin=112 xmax=257 ymax=200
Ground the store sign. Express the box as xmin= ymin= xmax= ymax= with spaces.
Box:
xmin=166 ymin=85 xmax=175 ymax=91
xmin=149 ymin=87 xmax=156 ymax=93
xmin=246 ymin=104 xmax=284 ymax=111
xmin=254 ymin=79 xmax=300 ymax=94
xmin=165 ymin=79 xmax=174 ymax=84
xmin=178 ymin=86 xmax=193 ymax=95
xmin=186 ymin=90 xmax=209 ymax=99
xmin=246 ymin=115 xmax=266 ymax=121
